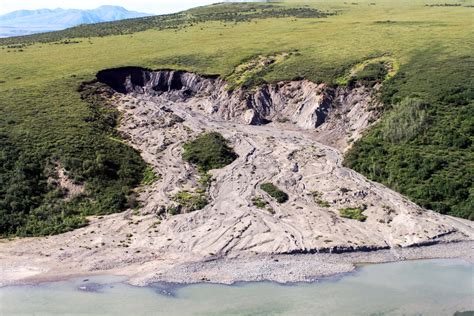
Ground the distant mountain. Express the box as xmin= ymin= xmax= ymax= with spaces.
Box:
xmin=0 ymin=5 xmax=153 ymax=38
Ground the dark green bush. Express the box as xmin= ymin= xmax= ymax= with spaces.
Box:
xmin=182 ymin=132 xmax=237 ymax=172
xmin=252 ymin=196 xmax=268 ymax=208
xmin=260 ymin=183 xmax=289 ymax=203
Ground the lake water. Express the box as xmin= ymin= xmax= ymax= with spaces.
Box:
xmin=1 ymin=259 xmax=472 ymax=316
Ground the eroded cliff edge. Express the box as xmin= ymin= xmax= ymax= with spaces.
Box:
xmin=96 ymin=66 xmax=379 ymax=151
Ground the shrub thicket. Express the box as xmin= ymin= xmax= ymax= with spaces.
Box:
xmin=260 ymin=183 xmax=289 ymax=203
xmin=381 ymin=97 xmax=427 ymax=143
xmin=182 ymin=132 xmax=238 ymax=172
xmin=346 ymin=53 xmax=473 ymax=220
xmin=0 ymin=81 xmax=147 ymax=237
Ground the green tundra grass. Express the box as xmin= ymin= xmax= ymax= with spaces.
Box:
xmin=0 ymin=0 xmax=472 ymax=236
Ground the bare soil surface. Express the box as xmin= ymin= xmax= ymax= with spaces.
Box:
xmin=1 ymin=69 xmax=472 ymax=287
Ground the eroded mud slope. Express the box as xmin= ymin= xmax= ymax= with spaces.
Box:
xmin=0 ymin=67 xmax=472 ymax=286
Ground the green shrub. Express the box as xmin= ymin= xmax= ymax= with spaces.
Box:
xmin=142 ymin=166 xmax=161 ymax=185
xmin=171 ymin=190 xmax=208 ymax=213
xmin=252 ymin=196 xmax=268 ymax=209
xmin=381 ymin=97 xmax=427 ymax=143
xmin=317 ymin=200 xmax=331 ymax=208
xmin=310 ymin=190 xmax=330 ymax=207
xmin=260 ymin=183 xmax=289 ymax=203
xmin=182 ymin=132 xmax=238 ymax=172
xmin=339 ymin=207 xmax=367 ymax=221
xmin=167 ymin=205 xmax=180 ymax=216
xmin=198 ymin=171 xmax=213 ymax=188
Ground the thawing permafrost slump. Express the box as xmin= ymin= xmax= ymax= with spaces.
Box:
xmin=0 ymin=67 xmax=473 ymax=286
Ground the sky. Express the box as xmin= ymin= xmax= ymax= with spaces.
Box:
xmin=0 ymin=0 xmax=222 ymax=15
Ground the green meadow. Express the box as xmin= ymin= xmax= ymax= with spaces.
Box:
xmin=0 ymin=0 xmax=472 ymax=236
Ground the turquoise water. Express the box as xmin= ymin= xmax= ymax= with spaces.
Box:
xmin=0 ymin=259 xmax=473 ymax=315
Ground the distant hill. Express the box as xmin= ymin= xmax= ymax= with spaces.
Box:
xmin=0 ymin=5 xmax=153 ymax=37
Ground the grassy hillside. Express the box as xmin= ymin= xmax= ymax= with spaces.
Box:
xmin=0 ymin=0 xmax=472 ymax=236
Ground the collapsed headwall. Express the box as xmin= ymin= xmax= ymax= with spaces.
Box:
xmin=95 ymin=66 xmax=380 ymax=150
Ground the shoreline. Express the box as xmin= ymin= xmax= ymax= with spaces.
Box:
xmin=137 ymin=240 xmax=473 ymax=286
xmin=3 ymin=240 xmax=472 ymax=288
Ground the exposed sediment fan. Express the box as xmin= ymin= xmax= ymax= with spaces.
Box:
xmin=89 ymin=66 xmax=474 ymax=255
xmin=1 ymin=66 xmax=472 ymax=288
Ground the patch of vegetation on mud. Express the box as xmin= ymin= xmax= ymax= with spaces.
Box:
xmin=252 ymin=196 xmax=268 ymax=209
xmin=260 ymin=183 xmax=289 ymax=203
xmin=142 ymin=166 xmax=162 ymax=185
xmin=182 ymin=132 xmax=238 ymax=172
xmin=170 ymin=190 xmax=208 ymax=214
xmin=339 ymin=207 xmax=367 ymax=221
xmin=310 ymin=191 xmax=331 ymax=208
